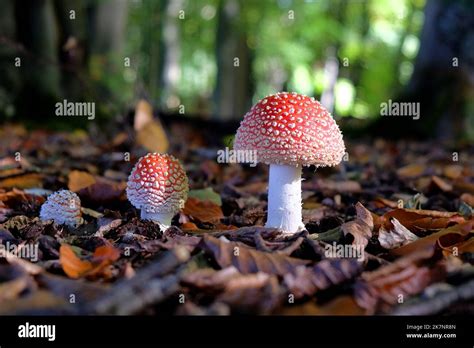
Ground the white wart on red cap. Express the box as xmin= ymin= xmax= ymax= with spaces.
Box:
xmin=126 ymin=153 xmax=188 ymax=217
xmin=40 ymin=190 xmax=83 ymax=227
xmin=234 ymin=92 xmax=345 ymax=167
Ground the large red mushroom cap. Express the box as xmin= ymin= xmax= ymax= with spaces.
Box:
xmin=126 ymin=153 xmax=188 ymax=216
xmin=234 ymin=92 xmax=345 ymax=167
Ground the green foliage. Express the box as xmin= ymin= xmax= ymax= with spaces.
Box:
xmin=125 ymin=0 xmax=425 ymax=118
xmin=0 ymin=0 xmax=426 ymax=122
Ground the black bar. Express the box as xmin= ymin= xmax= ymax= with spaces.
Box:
xmin=0 ymin=316 xmax=471 ymax=346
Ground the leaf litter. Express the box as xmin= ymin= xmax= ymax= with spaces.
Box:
xmin=0 ymin=112 xmax=473 ymax=315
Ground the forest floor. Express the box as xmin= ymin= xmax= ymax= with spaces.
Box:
xmin=0 ymin=111 xmax=473 ymax=315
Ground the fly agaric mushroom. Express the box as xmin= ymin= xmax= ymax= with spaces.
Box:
xmin=234 ymin=92 xmax=345 ymax=234
xmin=40 ymin=190 xmax=83 ymax=227
xmin=126 ymin=153 xmax=188 ymax=229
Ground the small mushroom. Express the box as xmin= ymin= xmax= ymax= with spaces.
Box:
xmin=234 ymin=92 xmax=345 ymax=234
xmin=126 ymin=153 xmax=189 ymax=229
xmin=40 ymin=190 xmax=84 ymax=227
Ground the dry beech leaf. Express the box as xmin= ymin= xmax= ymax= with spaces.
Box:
xmin=396 ymin=163 xmax=426 ymax=178
xmin=0 ymin=290 xmax=70 ymax=315
xmin=79 ymin=179 xmax=126 ymax=204
xmin=460 ymin=193 xmax=474 ymax=206
xmin=134 ymin=99 xmax=153 ymax=131
xmin=234 ymin=181 xmax=268 ymax=195
xmin=182 ymin=266 xmax=283 ymax=314
xmin=0 ymin=277 xmax=32 ymax=302
xmin=437 ymin=230 xmax=474 ymax=257
xmin=182 ymin=267 xmax=240 ymax=290
xmin=60 ymin=244 xmax=120 ymax=279
xmin=180 ymin=222 xmax=199 ymax=231
xmin=200 ymin=235 xmax=310 ymax=276
xmin=317 ymin=179 xmax=362 ymax=193
xmin=134 ymin=100 xmax=169 ymax=153
xmin=453 ymin=179 xmax=474 ymax=195
xmin=214 ymin=223 xmax=238 ymax=230
xmin=4 ymin=249 xmax=43 ymax=275
xmin=183 ymin=196 xmax=224 ymax=223
xmin=430 ymin=175 xmax=453 ymax=192
xmin=217 ymin=272 xmax=283 ymax=314
xmin=443 ymin=164 xmax=463 ymax=180
xmin=68 ymin=170 xmax=96 ymax=192
xmin=378 ymin=208 xmax=465 ymax=233
xmin=0 ymin=188 xmax=45 ymax=208
xmin=373 ymin=197 xmax=399 ymax=209
xmin=390 ymin=220 xmax=474 ymax=257
xmin=69 ymin=170 xmax=125 ymax=203
xmin=378 ymin=217 xmax=419 ymax=249
xmin=0 ymin=173 xmax=44 ymax=189
xmin=456 ymin=238 xmax=474 ymax=254
xmin=355 ymin=265 xmax=441 ymax=314
xmin=283 ymin=258 xmax=362 ymax=298
xmin=136 ymin=120 xmax=169 ymax=153
xmin=341 ymin=202 xmax=373 ymax=248
xmin=354 ymin=247 xmax=446 ymax=314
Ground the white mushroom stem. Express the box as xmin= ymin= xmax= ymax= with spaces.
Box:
xmin=265 ymin=164 xmax=305 ymax=234
xmin=140 ymin=210 xmax=173 ymax=230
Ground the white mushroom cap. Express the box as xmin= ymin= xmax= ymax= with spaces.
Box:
xmin=234 ymin=92 xmax=345 ymax=167
xmin=126 ymin=153 xmax=189 ymax=216
xmin=40 ymin=190 xmax=83 ymax=227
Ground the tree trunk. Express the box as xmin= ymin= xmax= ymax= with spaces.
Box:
xmin=53 ymin=0 xmax=87 ymax=100
xmin=14 ymin=0 xmax=60 ymax=118
xmin=88 ymin=0 xmax=128 ymax=55
xmin=371 ymin=0 xmax=474 ymax=140
xmin=213 ymin=0 xmax=253 ymax=120
xmin=0 ymin=0 xmax=20 ymax=120
xmin=159 ymin=0 xmax=183 ymax=109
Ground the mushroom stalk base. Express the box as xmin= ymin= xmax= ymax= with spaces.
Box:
xmin=140 ymin=210 xmax=173 ymax=230
xmin=265 ymin=164 xmax=304 ymax=234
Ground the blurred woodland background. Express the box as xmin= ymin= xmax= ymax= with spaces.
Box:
xmin=0 ymin=0 xmax=473 ymax=140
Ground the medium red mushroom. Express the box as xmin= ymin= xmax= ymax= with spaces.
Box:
xmin=234 ymin=92 xmax=345 ymax=234
xmin=126 ymin=153 xmax=189 ymax=229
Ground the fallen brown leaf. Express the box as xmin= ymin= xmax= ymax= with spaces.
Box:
xmin=183 ymin=196 xmax=224 ymax=223
xmin=182 ymin=267 xmax=240 ymax=291
xmin=355 ymin=247 xmax=446 ymax=313
xmin=134 ymin=100 xmax=169 ymax=153
xmin=200 ymin=235 xmax=310 ymax=276
xmin=317 ymin=179 xmax=362 ymax=193
xmin=396 ymin=163 xmax=425 ymax=178
xmin=60 ymin=244 xmax=120 ymax=279
xmin=378 ymin=217 xmax=419 ymax=249
xmin=460 ymin=193 xmax=474 ymax=206
xmin=443 ymin=164 xmax=463 ymax=180
xmin=378 ymin=208 xmax=465 ymax=233
xmin=283 ymin=258 xmax=362 ymax=298
xmin=390 ymin=220 xmax=474 ymax=257
xmin=217 ymin=272 xmax=283 ymax=314
xmin=431 ymin=175 xmax=453 ymax=192
xmin=180 ymin=222 xmax=199 ymax=231
xmin=68 ymin=170 xmax=96 ymax=192
xmin=0 ymin=173 xmax=44 ymax=189
xmin=341 ymin=202 xmax=373 ymax=248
